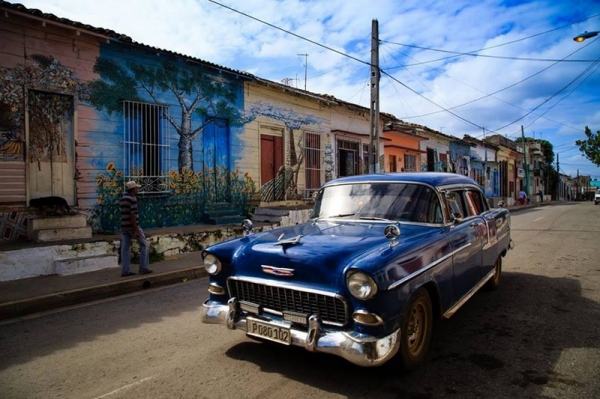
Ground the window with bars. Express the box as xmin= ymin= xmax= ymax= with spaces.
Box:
xmin=337 ymin=139 xmax=360 ymax=177
xmin=404 ymin=154 xmax=417 ymax=171
xmin=304 ymin=131 xmax=321 ymax=199
xmin=123 ymin=101 xmax=170 ymax=193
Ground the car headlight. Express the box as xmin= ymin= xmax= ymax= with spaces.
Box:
xmin=203 ymin=253 xmax=222 ymax=275
xmin=346 ymin=270 xmax=378 ymax=300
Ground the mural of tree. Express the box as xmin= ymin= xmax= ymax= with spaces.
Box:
xmin=247 ymin=101 xmax=322 ymax=201
xmin=0 ymin=54 xmax=88 ymax=161
xmin=88 ymin=58 xmax=250 ymax=171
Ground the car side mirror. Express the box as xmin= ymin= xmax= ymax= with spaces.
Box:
xmin=449 ymin=213 xmax=462 ymax=224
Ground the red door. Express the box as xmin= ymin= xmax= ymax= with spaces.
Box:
xmin=261 ymin=135 xmax=283 ymax=185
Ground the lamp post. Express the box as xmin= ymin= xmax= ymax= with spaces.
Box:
xmin=573 ymin=31 xmax=599 ymax=42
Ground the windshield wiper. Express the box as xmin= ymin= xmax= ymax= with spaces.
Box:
xmin=359 ymin=216 xmax=391 ymax=221
xmin=327 ymin=213 xmax=356 ymax=218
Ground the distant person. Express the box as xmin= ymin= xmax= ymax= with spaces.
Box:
xmin=539 ymin=189 xmax=543 ymax=202
xmin=120 ymin=181 xmax=152 ymax=277
xmin=518 ymin=189 xmax=527 ymax=205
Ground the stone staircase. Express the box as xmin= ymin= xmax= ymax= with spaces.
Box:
xmin=28 ymin=214 xmax=92 ymax=242
xmin=23 ymin=214 xmax=118 ymax=277
xmin=252 ymin=206 xmax=313 ymax=225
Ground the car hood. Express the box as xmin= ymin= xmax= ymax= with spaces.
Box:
xmin=217 ymin=221 xmax=434 ymax=292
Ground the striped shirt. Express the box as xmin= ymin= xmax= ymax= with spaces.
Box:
xmin=120 ymin=193 xmax=138 ymax=232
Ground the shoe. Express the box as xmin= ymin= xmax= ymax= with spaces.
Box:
xmin=139 ymin=269 xmax=153 ymax=275
xmin=121 ymin=272 xmax=137 ymax=277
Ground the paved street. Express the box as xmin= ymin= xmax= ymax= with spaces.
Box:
xmin=1 ymin=202 xmax=599 ymax=399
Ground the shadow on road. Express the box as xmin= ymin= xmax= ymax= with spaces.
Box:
xmin=225 ymin=272 xmax=600 ymax=398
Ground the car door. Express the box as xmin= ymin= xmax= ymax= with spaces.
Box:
xmin=464 ymin=188 xmax=498 ymax=279
xmin=445 ymin=189 xmax=486 ymax=302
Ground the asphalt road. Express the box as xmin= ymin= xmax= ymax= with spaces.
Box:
xmin=1 ymin=202 xmax=599 ymax=399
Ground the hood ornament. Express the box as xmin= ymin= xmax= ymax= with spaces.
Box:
xmin=261 ymin=265 xmax=295 ymax=277
xmin=274 ymin=234 xmax=303 ymax=247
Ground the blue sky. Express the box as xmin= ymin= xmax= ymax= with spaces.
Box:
xmin=15 ymin=0 xmax=600 ymax=178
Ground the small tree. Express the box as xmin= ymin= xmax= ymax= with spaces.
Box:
xmin=576 ymin=126 xmax=600 ymax=167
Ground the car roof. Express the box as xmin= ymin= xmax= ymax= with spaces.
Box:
xmin=322 ymin=172 xmax=478 ymax=188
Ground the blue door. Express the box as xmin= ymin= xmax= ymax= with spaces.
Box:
xmin=203 ymin=118 xmax=230 ymax=203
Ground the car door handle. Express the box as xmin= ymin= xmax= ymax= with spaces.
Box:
xmin=470 ymin=222 xmax=482 ymax=227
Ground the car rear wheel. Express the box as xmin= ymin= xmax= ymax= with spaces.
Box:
xmin=485 ymin=256 xmax=502 ymax=291
xmin=398 ymin=288 xmax=432 ymax=372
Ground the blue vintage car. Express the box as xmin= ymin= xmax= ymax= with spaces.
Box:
xmin=200 ymin=172 xmax=513 ymax=369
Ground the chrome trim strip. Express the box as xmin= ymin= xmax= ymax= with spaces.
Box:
xmin=388 ymin=243 xmax=471 ymax=290
xmin=352 ymin=310 xmax=384 ymax=326
xmin=208 ymin=283 xmax=226 ymax=295
xmin=201 ymin=300 xmax=401 ymax=367
xmin=497 ymin=231 xmax=509 ymax=242
xmin=442 ymin=269 xmax=494 ymax=319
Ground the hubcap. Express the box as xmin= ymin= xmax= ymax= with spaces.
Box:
xmin=407 ymin=301 xmax=426 ymax=356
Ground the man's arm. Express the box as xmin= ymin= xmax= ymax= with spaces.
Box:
xmin=131 ymin=211 xmax=139 ymax=236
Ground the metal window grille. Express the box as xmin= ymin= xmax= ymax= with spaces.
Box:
xmin=337 ymin=139 xmax=360 ymax=177
xmin=404 ymin=154 xmax=417 ymax=171
xmin=304 ymin=131 xmax=321 ymax=199
xmin=123 ymin=101 xmax=170 ymax=193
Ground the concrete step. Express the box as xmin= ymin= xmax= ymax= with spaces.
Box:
xmin=27 ymin=214 xmax=87 ymax=234
xmin=54 ymin=254 xmax=118 ymax=276
xmin=30 ymin=226 xmax=92 ymax=242
xmin=253 ymin=208 xmax=291 ymax=217
xmin=252 ymin=214 xmax=282 ymax=223
xmin=206 ymin=215 xmax=246 ymax=225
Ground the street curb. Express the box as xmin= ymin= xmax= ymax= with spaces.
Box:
xmin=0 ymin=266 xmax=207 ymax=321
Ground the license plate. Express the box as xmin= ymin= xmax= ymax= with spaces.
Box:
xmin=246 ymin=318 xmax=292 ymax=345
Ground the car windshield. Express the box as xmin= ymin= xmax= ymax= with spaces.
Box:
xmin=312 ymin=182 xmax=443 ymax=224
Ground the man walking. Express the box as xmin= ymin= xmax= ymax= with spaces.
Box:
xmin=120 ymin=181 xmax=152 ymax=277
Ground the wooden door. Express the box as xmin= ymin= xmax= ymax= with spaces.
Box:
xmin=27 ymin=91 xmax=75 ymax=205
xmin=260 ymin=134 xmax=283 ymax=185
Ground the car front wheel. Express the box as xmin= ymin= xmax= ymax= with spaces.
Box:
xmin=398 ymin=288 xmax=432 ymax=372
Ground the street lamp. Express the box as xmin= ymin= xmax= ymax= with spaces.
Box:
xmin=573 ymin=31 xmax=599 ymax=42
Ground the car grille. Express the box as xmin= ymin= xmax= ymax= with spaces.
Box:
xmin=228 ymin=278 xmax=348 ymax=326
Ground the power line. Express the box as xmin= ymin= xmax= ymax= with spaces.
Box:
xmin=381 ymin=40 xmax=598 ymax=63
xmin=208 ymin=0 xmax=370 ymax=67
xmin=492 ymin=48 xmax=600 ymax=132
xmin=382 ymin=13 xmax=600 ymax=68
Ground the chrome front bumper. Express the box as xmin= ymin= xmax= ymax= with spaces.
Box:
xmin=201 ymin=298 xmax=401 ymax=367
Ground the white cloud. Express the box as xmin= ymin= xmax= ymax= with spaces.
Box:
xmin=12 ymin=0 xmax=600 ymax=178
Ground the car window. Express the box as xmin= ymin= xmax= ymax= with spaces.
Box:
xmin=464 ymin=189 xmax=486 ymax=216
xmin=313 ymin=183 xmax=443 ymax=224
xmin=445 ymin=190 xmax=467 ymax=220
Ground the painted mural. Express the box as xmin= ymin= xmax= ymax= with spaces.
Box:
xmin=0 ymin=54 xmax=87 ymax=162
xmin=93 ymin=162 xmax=256 ymax=232
xmin=247 ymin=101 xmax=322 ymax=202
xmin=88 ymin=57 xmax=250 ymax=172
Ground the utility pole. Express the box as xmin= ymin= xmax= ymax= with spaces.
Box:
xmin=556 ymin=153 xmax=560 ymax=200
xmin=297 ymin=54 xmax=308 ymax=91
xmin=521 ymin=125 xmax=528 ymax=195
xmin=369 ymin=19 xmax=380 ymax=173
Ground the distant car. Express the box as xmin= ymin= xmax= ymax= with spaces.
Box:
xmin=595 ymin=189 xmax=600 ymax=205
xmin=200 ymin=173 xmax=513 ymax=370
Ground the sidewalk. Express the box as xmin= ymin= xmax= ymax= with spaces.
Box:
xmin=0 ymin=251 xmax=206 ymax=322
xmin=0 ymin=200 xmax=557 ymax=322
